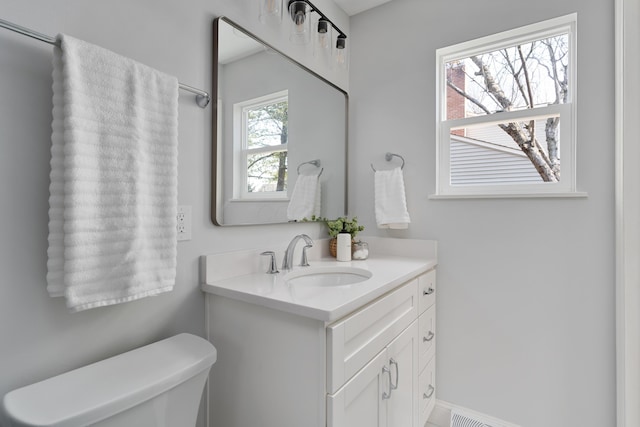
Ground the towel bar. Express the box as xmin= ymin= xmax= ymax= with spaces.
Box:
xmin=0 ymin=17 xmax=211 ymax=108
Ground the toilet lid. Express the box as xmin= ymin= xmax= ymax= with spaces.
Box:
xmin=1 ymin=333 xmax=216 ymax=427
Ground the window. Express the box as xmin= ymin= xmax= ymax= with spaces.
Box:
xmin=233 ymin=91 xmax=289 ymax=200
xmin=434 ymin=14 xmax=579 ymax=197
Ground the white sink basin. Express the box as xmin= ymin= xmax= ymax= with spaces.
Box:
xmin=283 ymin=266 xmax=372 ymax=287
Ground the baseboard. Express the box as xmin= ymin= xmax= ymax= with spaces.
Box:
xmin=428 ymin=399 xmax=521 ymax=427
xmin=427 ymin=401 xmax=452 ymax=427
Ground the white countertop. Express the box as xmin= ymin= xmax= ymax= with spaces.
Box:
xmin=201 ymin=255 xmax=437 ymax=322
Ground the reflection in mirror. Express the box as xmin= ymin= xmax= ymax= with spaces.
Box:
xmin=212 ymin=17 xmax=348 ymax=226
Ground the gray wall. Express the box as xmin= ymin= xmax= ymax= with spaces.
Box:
xmin=349 ymin=1 xmax=615 ymax=426
xmin=0 ymin=0 xmax=346 ymax=425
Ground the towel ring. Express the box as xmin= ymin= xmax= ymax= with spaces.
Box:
xmin=371 ymin=152 xmax=405 ymax=172
xmin=297 ymin=159 xmax=323 ymax=176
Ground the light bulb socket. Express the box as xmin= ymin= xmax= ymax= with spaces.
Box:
xmin=317 ymin=19 xmax=329 ymax=34
xmin=336 ymin=35 xmax=346 ymax=50
xmin=289 ymin=0 xmax=307 ymax=25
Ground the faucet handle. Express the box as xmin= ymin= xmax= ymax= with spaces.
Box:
xmin=260 ymin=251 xmax=279 ymax=274
xmin=301 ymin=244 xmax=313 ymax=267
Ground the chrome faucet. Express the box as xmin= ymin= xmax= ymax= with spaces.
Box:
xmin=260 ymin=251 xmax=279 ymax=274
xmin=282 ymin=234 xmax=314 ymax=270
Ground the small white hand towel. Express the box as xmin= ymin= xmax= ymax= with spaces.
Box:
xmin=47 ymin=34 xmax=179 ymax=312
xmin=287 ymin=173 xmax=321 ymax=221
xmin=374 ymin=167 xmax=411 ymax=229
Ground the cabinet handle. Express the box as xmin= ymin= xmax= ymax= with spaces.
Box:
xmin=423 ymin=384 xmax=435 ymax=399
xmin=389 ymin=358 xmax=399 ymax=390
xmin=423 ymin=331 xmax=435 ymax=342
xmin=423 ymin=287 xmax=434 ymax=296
xmin=382 ymin=366 xmax=393 ymax=400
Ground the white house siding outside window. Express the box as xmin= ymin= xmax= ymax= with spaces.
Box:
xmin=434 ymin=14 xmax=580 ymax=198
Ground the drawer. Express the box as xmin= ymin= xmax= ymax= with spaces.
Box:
xmin=419 ymin=355 xmax=436 ymax=427
xmin=419 ymin=304 xmax=436 ymax=372
xmin=327 ymin=279 xmax=418 ymax=394
xmin=418 ymin=269 xmax=436 ymax=314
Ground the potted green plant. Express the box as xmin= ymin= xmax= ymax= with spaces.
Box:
xmin=324 ymin=216 xmax=364 ymax=238
xmin=304 ymin=216 xmax=364 ymax=257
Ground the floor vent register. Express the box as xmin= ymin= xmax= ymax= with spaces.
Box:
xmin=451 ymin=409 xmax=495 ymax=427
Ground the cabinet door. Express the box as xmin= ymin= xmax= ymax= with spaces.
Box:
xmin=386 ymin=321 xmax=419 ymax=427
xmin=327 ymin=350 xmax=389 ymax=427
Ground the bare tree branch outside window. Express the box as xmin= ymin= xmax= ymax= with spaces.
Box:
xmin=245 ymin=100 xmax=288 ymax=192
xmin=445 ymin=34 xmax=569 ymax=182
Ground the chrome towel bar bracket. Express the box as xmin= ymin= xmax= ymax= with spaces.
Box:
xmin=371 ymin=152 xmax=405 ymax=172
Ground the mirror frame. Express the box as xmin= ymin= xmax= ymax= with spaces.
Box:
xmin=211 ymin=16 xmax=349 ymax=226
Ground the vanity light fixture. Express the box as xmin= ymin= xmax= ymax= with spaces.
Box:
xmin=260 ymin=0 xmax=348 ymax=68
xmin=289 ymin=0 xmax=311 ymax=44
xmin=313 ymin=18 xmax=332 ymax=64
xmin=259 ymin=0 xmax=283 ymax=25
xmin=334 ymin=34 xmax=347 ymax=70
xmin=316 ymin=18 xmax=331 ymax=50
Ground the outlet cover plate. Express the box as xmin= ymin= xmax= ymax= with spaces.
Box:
xmin=177 ymin=205 xmax=192 ymax=241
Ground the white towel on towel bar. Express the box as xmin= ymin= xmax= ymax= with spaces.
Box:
xmin=287 ymin=172 xmax=321 ymax=221
xmin=374 ymin=166 xmax=411 ymax=229
xmin=46 ymin=34 xmax=179 ymax=312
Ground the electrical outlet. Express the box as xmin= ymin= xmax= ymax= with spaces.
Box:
xmin=177 ymin=205 xmax=192 ymax=241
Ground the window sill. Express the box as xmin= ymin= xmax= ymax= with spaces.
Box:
xmin=428 ymin=191 xmax=588 ymax=200
xmin=229 ymin=198 xmax=290 ymax=203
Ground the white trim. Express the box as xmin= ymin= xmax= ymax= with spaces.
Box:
xmin=429 ymin=191 xmax=587 ymax=200
xmin=234 ymin=90 xmax=289 ymax=110
xmin=445 ymin=104 xmax=565 ymax=130
xmin=436 ymin=14 xmax=577 ymax=67
xmin=615 ymin=1 xmax=640 ymax=426
xmin=435 ymin=14 xmax=578 ymax=198
xmin=429 ymin=400 xmax=522 ymax=427
xmin=228 ymin=198 xmax=290 ymax=203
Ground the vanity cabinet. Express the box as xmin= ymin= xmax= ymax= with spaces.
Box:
xmin=327 ymin=279 xmax=420 ymax=427
xmin=204 ymin=260 xmax=436 ymax=427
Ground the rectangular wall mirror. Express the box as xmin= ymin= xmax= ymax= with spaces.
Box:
xmin=211 ymin=17 xmax=348 ymax=226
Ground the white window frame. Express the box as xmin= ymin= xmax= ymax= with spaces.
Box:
xmin=433 ymin=14 xmax=585 ymax=198
xmin=232 ymin=90 xmax=289 ymax=200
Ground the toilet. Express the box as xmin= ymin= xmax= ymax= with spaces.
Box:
xmin=2 ymin=333 xmax=216 ymax=427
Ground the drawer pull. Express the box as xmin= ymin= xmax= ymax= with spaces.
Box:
xmin=423 ymin=384 xmax=435 ymax=399
xmin=423 ymin=287 xmax=434 ymax=296
xmin=382 ymin=366 xmax=393 ymax=400
xmin=389 ymin=358 xmax=399 ymax=390
xmin=423 ymin=331 xmax=435 ymax=342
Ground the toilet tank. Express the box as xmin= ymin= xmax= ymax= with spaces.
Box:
xmin=2 ymin=333 xmax=217 ymax=427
